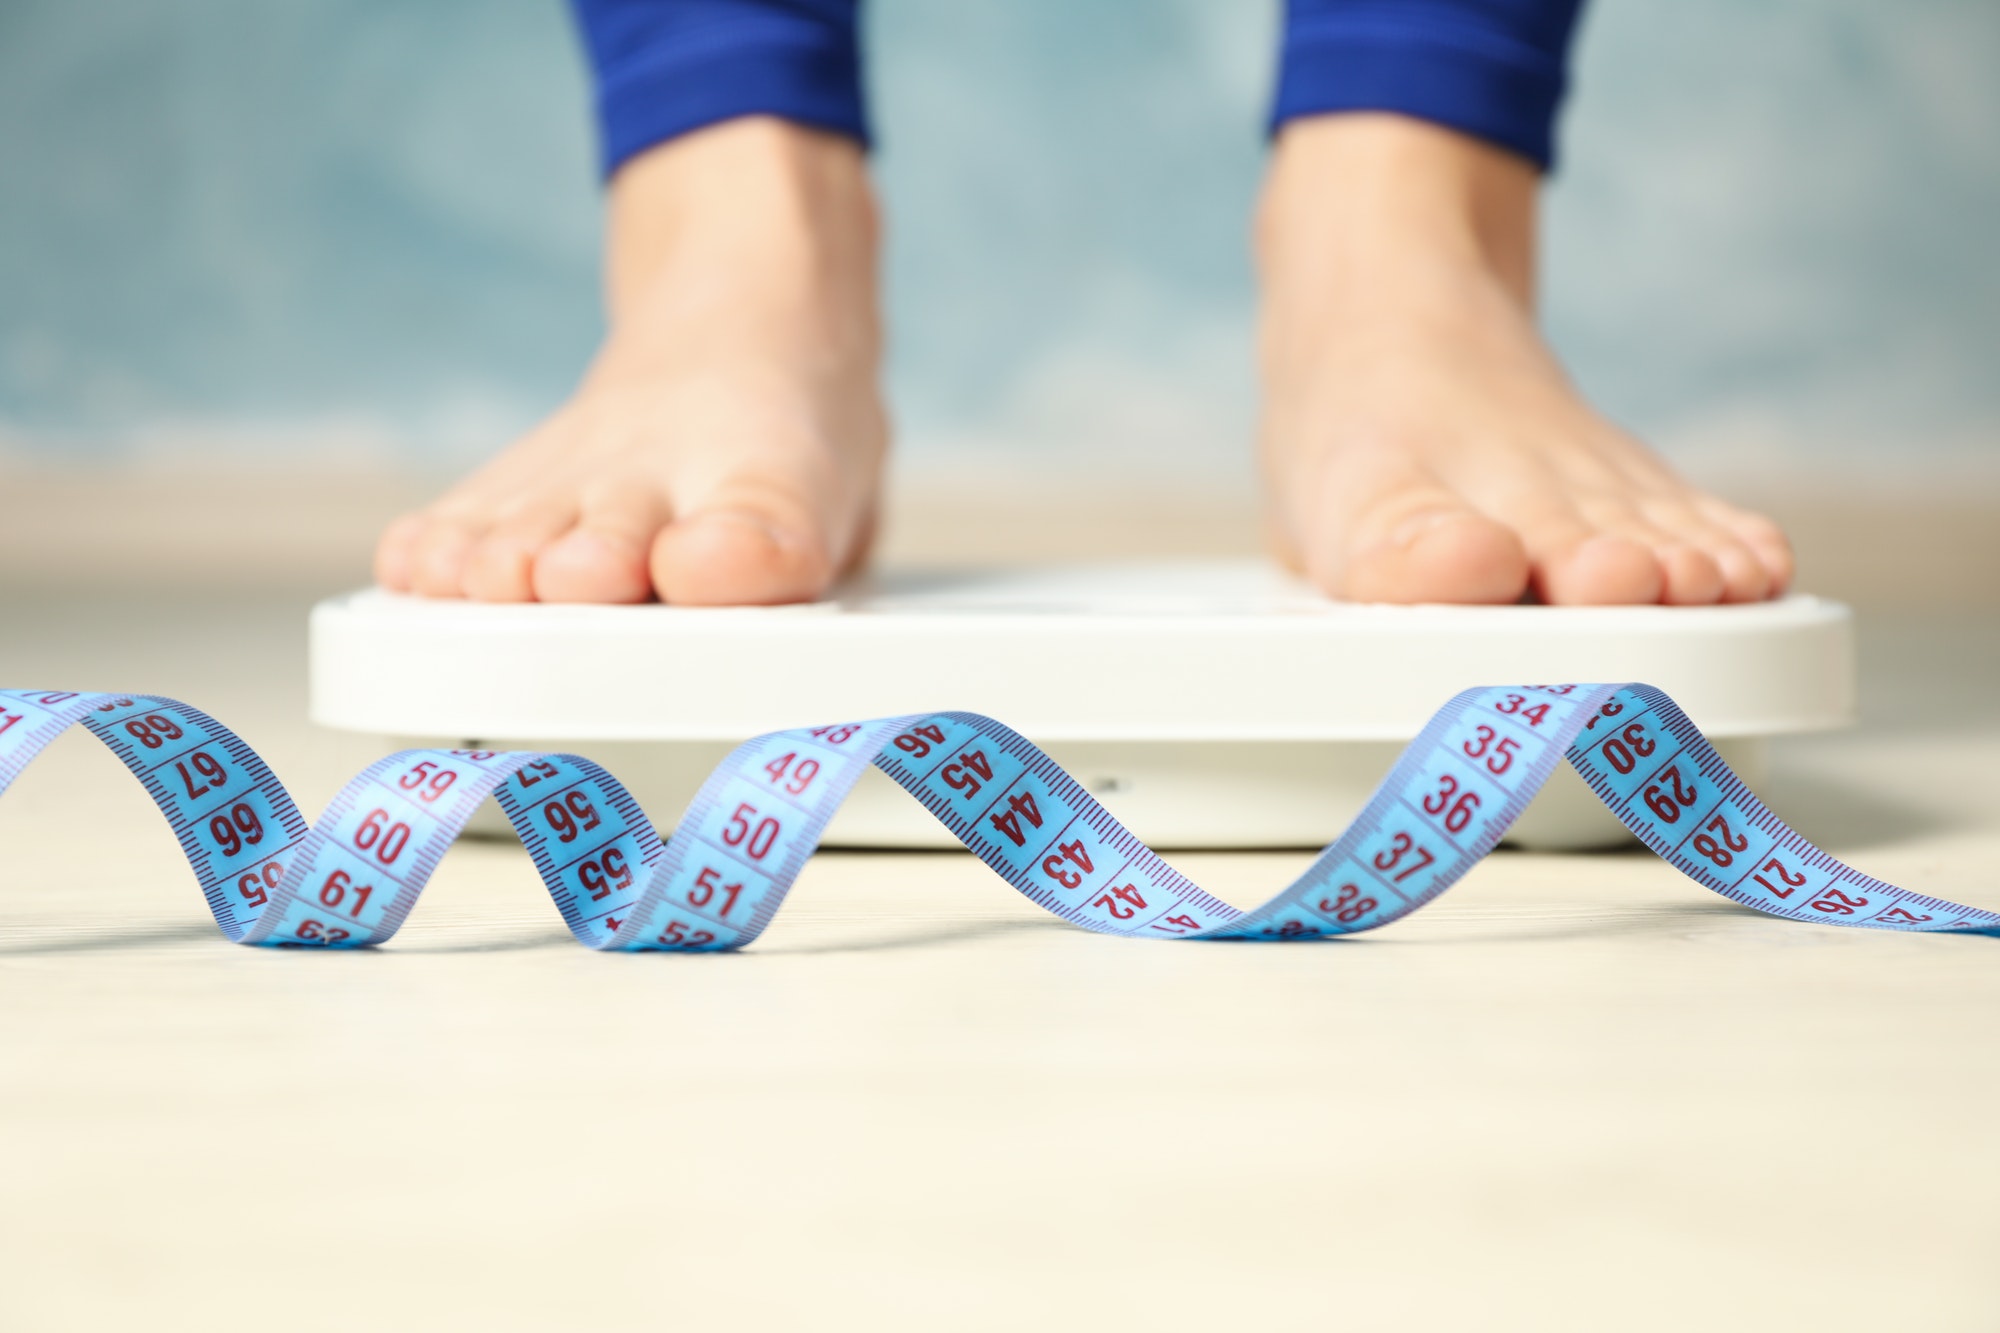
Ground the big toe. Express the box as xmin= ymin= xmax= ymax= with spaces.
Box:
xmin=1327 ymin=505 xmax=1530 ymax=605
xmin=652 ymin=506 xmax=835 ymax=606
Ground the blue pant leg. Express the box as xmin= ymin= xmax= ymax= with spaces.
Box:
xmin=1273 ymin=0 xmax=1586 ymax=170
xmin=571 ymin=0 xmax=868 ymax=178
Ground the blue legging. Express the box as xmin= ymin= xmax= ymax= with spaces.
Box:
xmin=574 ymin=0 xmax=1585 ymax=177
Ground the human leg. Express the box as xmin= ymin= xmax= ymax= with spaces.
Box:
xmin=1259 ymin=1 xmax=1791 ymax=604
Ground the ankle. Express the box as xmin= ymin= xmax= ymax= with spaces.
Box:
xmin=1258 ymin=113 xmax=1539 ymax=308
xmin=603 ymin=118 xmax=879 ymax=322
xmin=593 ymin=118 xmax=881 ymax=376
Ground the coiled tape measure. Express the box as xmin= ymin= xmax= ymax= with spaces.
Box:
xmin=1 ymin=683 xmax=1992 ymax=948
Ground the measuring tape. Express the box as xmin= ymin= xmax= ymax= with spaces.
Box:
xmin=1 ymin=684 xmax=1992 ymax=948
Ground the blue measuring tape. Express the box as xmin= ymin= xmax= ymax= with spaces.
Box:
xmin=1 ymin=684 xmax=1992 ymax=948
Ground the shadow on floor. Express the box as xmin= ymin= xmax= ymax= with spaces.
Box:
xmin=0 ymin=922 xmax=229 ymax=954
xmin=756 ymin=916 xmax=1075 ymax=956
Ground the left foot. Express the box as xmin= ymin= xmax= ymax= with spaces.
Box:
xmin=1256 ymin=114 xmax=1794 ymax=605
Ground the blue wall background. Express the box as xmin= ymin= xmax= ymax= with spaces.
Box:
xmin=0 ymin=0 xmax=1995 ymax=471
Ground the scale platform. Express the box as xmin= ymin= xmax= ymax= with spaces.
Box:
xmin=309 ymin=562 xmax=1855 ymax=851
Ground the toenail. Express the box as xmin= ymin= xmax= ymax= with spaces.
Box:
xmin=696 ymin=509 xmax=785 ymax=546
xmin=556 ymin=529 xmax=639 ymax=561
xmin=1389 ymin=511 xmax=1456 ymax=547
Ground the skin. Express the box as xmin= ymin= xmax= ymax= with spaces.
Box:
xmin=375 ymin=117 xmax=885 ymax=606
xmin=376 ymin=111 xmax=1793 ymax=608
xmin=1257 ymin=114 xmax=1793 ymax=605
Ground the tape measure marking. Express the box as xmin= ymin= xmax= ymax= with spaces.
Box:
xmin=1 ymin=684 xmax=1991 ymax=949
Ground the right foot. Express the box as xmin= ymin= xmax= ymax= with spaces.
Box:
xmin=374 ymin=117 xmax=887 ymax=605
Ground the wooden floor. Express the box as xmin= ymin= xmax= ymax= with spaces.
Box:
xmin=2 ymin=581 xmax=1997 ymax=1330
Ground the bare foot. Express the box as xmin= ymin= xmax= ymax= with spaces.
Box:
xmin=375 ymin=117 xmax=886 ymax=605
xmin=1257 ymin=114 xmax=1793 ymax=605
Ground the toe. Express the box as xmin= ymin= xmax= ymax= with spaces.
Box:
xmin=1643 ymin=498 xmax=1772 ymax=603
xmin=1499 ymin=492 xmax=1666 ymax=605
xmin=1701 ymin=500 xmax=1794 ymax=597
xmin=653 ymin=509 xmax=834 ymax=606
xmin=652 ymin=477 xmax=836 ymax=606
xmin=464 ymin=500 xmax=577 ymax=603
xmin=375 ymin=514 xmax=425 ymax=591
xmin=1536 ymin=533 xmax=1664 ymax=605
xmin=1333 ymin=504 xmax=1529 ymax=604
xmin=1653 ymin=541 xmax=1726 ymax=606
xmin=408 ymin=516 xmax=482 ymax=598
xmin=1709 ymin=542 xmax=1772 ymax=603
xmin=531 ymin=485 xmax=663 ymax=604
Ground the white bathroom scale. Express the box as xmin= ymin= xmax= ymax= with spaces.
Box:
xmin=309 ymin=562 xmax=1855 ymax=850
